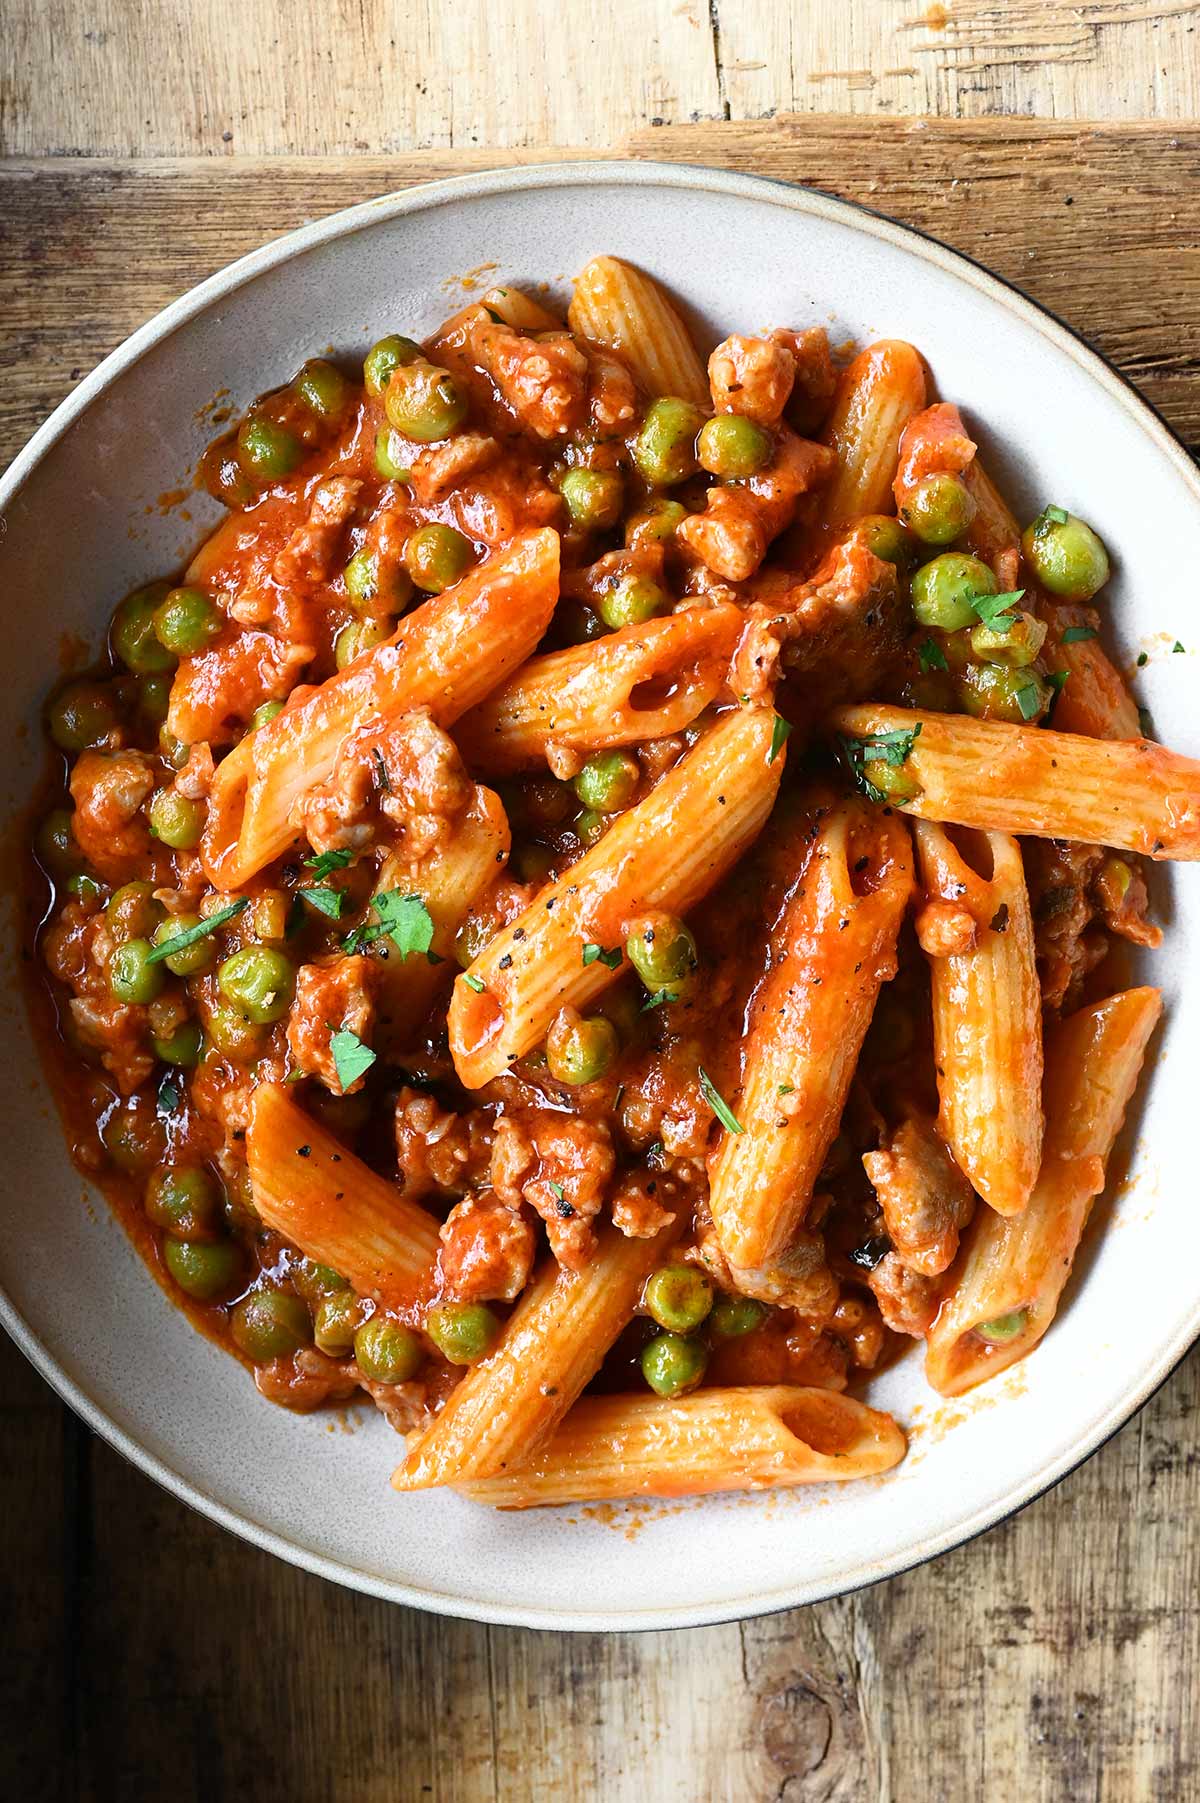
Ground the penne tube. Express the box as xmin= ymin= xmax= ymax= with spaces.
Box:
xmin=393 ymin=1215 xmax=681 ymax=1491
xmin=914 ymin=823 xmax=1042 ymax=1216
xmin=832 ymin=704 xmax=1200 ymax=860
xmin=455 ymin=603 xmax=742 ymax=774
xmin=818 ymin=340 xmax=927 ymax=526
xmin=450 ymin=1386 xmax=906 ymax=1508
xmin=568 ymin=256 xmax=709 ymax=405
xmin=962 ymin=458 xmax=1022 ymax=569
xmin=925 ymin=986 xmax=1162 ymax=1396
xmin=476 ymin=284 xmax=563 ymax=331
xmin=201 ymin=527 xmax=559 ymax=889
xmin=373 ymin=784 xmax=510 ymax=1049
xmin=447 ymin=706 xmax=785 ymax=1088
xmin=248 ymin=1084 xmax=440 ymax=1309
xmin=708 ymin=795 xmax=913 ymax=1270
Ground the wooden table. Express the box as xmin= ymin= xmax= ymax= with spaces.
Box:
xmin=4 ymin=12 xmax=1200 ymax=1799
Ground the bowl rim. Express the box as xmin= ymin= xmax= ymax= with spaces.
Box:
xmin=3 ymin=155 xmax=1199 ymax=1633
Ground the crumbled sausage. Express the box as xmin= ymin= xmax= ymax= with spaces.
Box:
xmin=893 ymin=402 xmax=977 ymax=513
xmin=868 ymin=1252 xmax=943 ymax=1338
xmin=734 ymin=538 xmax=902 ymax=704
xmin=294 ymin=706 xmax=471 ymax=859
xmin=286 ymin=957 xmax=379 ymax=1093
xmin=395 ymin=1087 xmax=494 ymax=1204
xmin=490 ymin=1110 xmax=615 ymax=1268
xmin=609 ymin=1169 xmax=675 ymax=1239
xmin=689 ymin=1223 xmax=840 ymax=1319
xmin=438 ymin=1192 xmax=536 ymax=1302
xmin=408 ymin=432 xmax=501 ymax=504
xmin=167 ymin=630 xmax=313 ymax=746
xmin=472 ymin=320 xmax=588 ymax=439
xmin=862 ymin=1114 xmax=975 ymax=1277
xmin=708 ymin=334 xmax=795 ymax=425
xmin=69 ymin=749 xmax=156 ymax=881
xmin=272 ymin=477 xmax=363 ymax=586
xmin=915 ymin=899 xmax=978 ymax=959
xmin=773 ymin=327 xmax=839 ymax=434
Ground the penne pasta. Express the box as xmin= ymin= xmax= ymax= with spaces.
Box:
xmin=393 ymin=1215 xmax=681 ymax=1491
xmin=476 ymin=284 xmax=563 ymax=332
xmin=568 ymin=256 xmax=709 ymax=405
xmin=373 ymin=783 xmax=510 ymax=1050
xmin=455 ymin=603 xmax=742 ymax=775
xmin=450 ymin=1386 xmax=907 ymax=1508
xmin=914 ymin=823 xmax=1043 ymax=1216
xmin=925 ymin=986 xmax=1162 ymax=1396
xmin=248 ymin=1084 xmax=440 ymax=1309
xmin=201 ymin=527 xmax=559 ymax=890
xmin=448 ymin=706 xmax=785 ymax=1088
xmin=833 ymin=704 xmax=1200 ymax=859
xmin=819 ymin=340 xmax=927 ymax=526
xmin=708 ymin=795 xmax=913 ymax=1270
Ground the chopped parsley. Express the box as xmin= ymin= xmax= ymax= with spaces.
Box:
xmin=917 ymin=637 xmax=948 ymax=673
xmin=1174 ymin=641 xmax=1186 ymax=654
xmin=839 ymin=724 xmax=922 ymax=803
xmin=462 ymin=973 xmax=486 ymax=994
xmin=303 ymin=848 xmax=353 ymax=881
xmin=1042 ymin=505 xmax=1069 ymax=526
xmin=968 ymin=589 xmax=1025 ymax=632
xmin=777 ymin=1083 xmax=795 ymax=1097
xmin=582 ymin=942 xmax=622 ymax=969
xmin=1014 ymin=676 xmax=1046 ymax=721
xmin=343 ymin=891 xmax=435 ymax=958
xmin=1060 ymin=625 xmax=1097 ymax=645
xmin=768 ymin=714 xmax=793 ymax=765
xmin=298 ymin=884 xmax=345 ymax=921
xmin=641 ymin=988 xmax=679 ymax=1011
xmin=330 ymin=1028 xmax=377 ymax=1091
xmin=157 ymin=1074 xmax=180 ymax=1114
xmin=146 ymin=897 xmax=249 ymax=965
xmin=698 ymin=1067 xmax=744 ymax=1135
xmin=1137 ymin=652 xmax=1149 ymax=667
xmin=1044 ymin=669 xmax=1070 ymax=723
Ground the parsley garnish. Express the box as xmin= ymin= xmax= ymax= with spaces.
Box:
xmin=1014 ymin=677 xmax=1045 ymax=721
xmin=1174 ymin=641 xmax=1186 ymax=654
xmin=146 ymin=898 xmax=249 ymax=965
xmin=917 ymin=637 xmax=948 ymax=673
xmin=968 ymin=589 xmax=1025 ymax=632
xmin=1137 ymin=652 xmax=1149 ymax=667
xmin=462 ymin=973 xmax=486 ymax=994
xmin=582 ymin=943 xmax=622 ymax=969
xmin=1061 ymin=625 xmax=1097 ymax=645
xmin=1042 ymin=505 xmax=1069 ymax=526
xmin=778 ymin=1083 xmax=795 ymax=1097
xmin=768 ymin=714 xmax=793 ymax=765
xmin=839 ymin=724 xmax=922 ymax=803
xmin=698 ymin=1067 xmax=744 ymax=1135
xmin=304 ymin=848 xmax=353 ymax=880
xmin=484 ymin=306 xmax=506 ymax=324
xmin=157 ymin=1074 xmax=180 ymax=1113
xmin=298 ymin=885 xmax=345 ymax=921
xmin=641 ymin=988 xmax=678 ymax=1010
xmin=343 ymin=891 xmax=435 ymax=958
xmin=548 ymin=1179 xmax=566 ymax=1200
xmin=330 ymin=1028 xmax=377 ymax=1091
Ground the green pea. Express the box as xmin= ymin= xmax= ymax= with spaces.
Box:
xmin=153 ymin=586 xmax=223 ymax=656
xmin=66 ymin=873 xmax=104 ymax=902
xmin=573 ymin=750 xmax=640 ymax=814
xmin=697 ymin=414 xmax=772 ymax=479
xmin=597 ymin=575 xmax=667 ymax=631
xmin=205 ymin=1004 xmax=267 ymax=1061
xmin=354 ymin=1316 xmax=424 ymax=1384
xmin=218 ymin=946 xmax=295 ymax=1025
xmin=405 ymin=522 xmax=472 ymax=594
xmin=968 ymin=610 xmax=1047 ymax=669
xmin=426 ymin=1301 xmax=502 ymax=1366
xmin=343 ymin=547 xmax=413 ymax=615
xmin=632 ymin=397 xmax=705 ymax=488
xmin=1022 ymin=508 xmax=1110 ymax=601
xmin=111 ymin=582 xmax=176 ymax=674
xmin=334 ymin=618 xmax=390 ymax=669
xmin=910 ymin=552 xmax=997 ymax=633
xmin=513 ymin=842 xmax=556 ymax=885
xmin=861 ymin=756 xmax=922 ymax=804
xmin=237 ymin=414 xmax=304 ymax=480
xmin=596 ymin=982 xmax=643 ymax=1047
xmin=221 ymin=1164 xmax=260 ymax=1236
xmin=644 ymin=1263 xmax=714 ymax=1333
xmin=249 ymin=702 xmax=282 ymax=734
xmin=900 ymin=472 xmax=977 ymax=545
xmin=101 ymin=1098 xmax=167 ymax=1173
xmin=546 ymin=1013 xmax=618 ymax=1085
xmin=231 ymin=1288 xmax=312 ymax=1363
xmin=709 ymin=1294 xmax=768 ymax=1339
xmin=384 ymin=360 xmax=467 ymax=442
xmin=138 ymin=673 xmax=173 ymax=726
xmin=145 ymin=1164 xmax=221 ymax=1240
xmin=292 ymin=1259 xmax=348 ymax=1309
xmin=574 ymin=807 xmax=607 ymax=846
xmin=624 ymin=499 xmax=687 ymax=549
xmin=153 ymin=1019 xmax=203 ymax=1066
xmin=625 ymin=914 xmax=698 ymax=993
xmin=149 ymin=788 xmax=206 ymax=851
xmin=640 ymin=1330 xmax=708 ymax=1398
xmin=109 ymin=937 xmax=165 ymax=1005
xmin=375 ymin=425 xmax=412 ymax=483
xmin=162 ymin=1236 xmax=241 ymax=1301
xmin=37 ymin=809 xmax=81 ymax=877
xmin=363 ymin=334 xmax=422 ymax=398
xmin=159 ymin=727 xmax=190 ymax=768
xmin=152 ymin=913 xmax=215 ymax=976
xmin=294 ymin=358 xmax=351 ymax=421
xmin=958 ymin=663 xmax=1051 ymax=726
xmin=559 ymin=467 xmax=624 ymax=531
xmin=314 ymin=1289 xmax=364 ymax=1356
xmin=856 ymin=514 xmax=919 ymax=573
xmin=977 ymin=1309 xmax=1028 ymax=1344
xmin=107 ymin=881 xmax=164 ymax=943
xmin=46 ymin=680 xmax=122 ymax=752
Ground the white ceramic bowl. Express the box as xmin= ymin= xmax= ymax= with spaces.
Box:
xmin=2 ymin=162 xmax=1197 ymax=1631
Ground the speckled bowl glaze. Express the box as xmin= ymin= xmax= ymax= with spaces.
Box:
xmin=2 ymin=162 xmax=1198 ymax=1631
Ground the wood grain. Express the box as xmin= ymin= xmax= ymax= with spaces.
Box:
xmin=3 ymin=121 xmax=1200 ymax=1801
xmin=2 ymin=0 xmax=1198 ymax=155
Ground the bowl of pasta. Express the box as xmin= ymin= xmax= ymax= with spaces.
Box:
xmin=2 ymin=160 xmax=1198 ymax=1629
